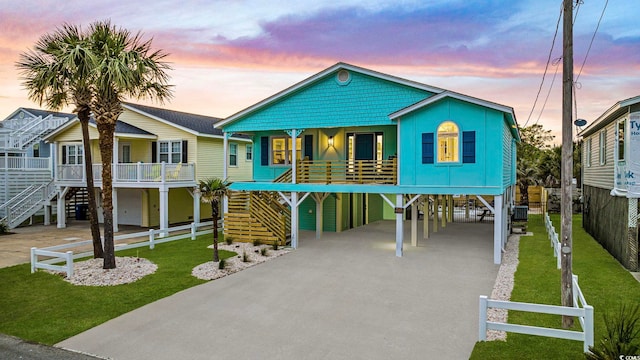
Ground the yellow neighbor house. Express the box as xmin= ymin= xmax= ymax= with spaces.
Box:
xmin=44 ymin=102 xmax=252 ymax=232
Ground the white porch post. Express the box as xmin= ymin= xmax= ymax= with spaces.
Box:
xmin=113 ymin=136 xmax=119 ymax=182
xmin=57 ymin=188 xmax=66 ymax=228
xmin=193 ymin=188 xmax=201 ymax=226
xmin=159 ymin=187 xmax=169 ymax=237
xmin=291 ymin=129 xmax=297 ymax=184
xmin=493 ymin=194 xmax=504 ymax=264
xmin=395 ymin=193 xmax=404 ymax=257
xmin=112 ymin=188 xmax=119 ymax=233
xmin=291 ymin=191 xmax=299 ymax=248
xmin=411 ymin=198 xmax=418 ymax=247
xmin=222 ymin=133 xmax=229 ymax=215
xmin=53 ymin=142 xmax=58 ymax=181
xmin=423 ymin=195 xmax=429 ymax=239
xmin=44 ymin=205 xmax=51 ymax=226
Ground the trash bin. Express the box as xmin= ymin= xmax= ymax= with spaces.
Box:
xmin=75 ymin=204 xmax=88 ymax=220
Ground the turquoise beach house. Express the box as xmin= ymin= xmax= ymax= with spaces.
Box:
xmin=216 ymin=63 xmax=519 ymax=264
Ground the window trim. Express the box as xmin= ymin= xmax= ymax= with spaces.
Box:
xmin=599 ymin=129 xmax=606 ymax=165
xmin=245 ymin=144 xmax=253 ymax=161
xmin=62 ymin=143 xmax=83 ymax=165
xmin=229 ymin=143 xmax=238 ymax=167
xmin=157 ymin=140 xmax=183 ymax=164
xmin=585 ymin=138 xmax=592 ymax=167
xmin=270 ymin=135 xmax=302 ymax=166
xmin=617 ymin=119 xmax=625 ymax=162
xmin=436 ymin=121 xmax=460 ymax=163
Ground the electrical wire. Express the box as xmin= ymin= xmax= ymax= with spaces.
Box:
xmin=523 ymin=2 xmax=563 ymax=128
xmin=575 ymin=0 xmax=609 ymax=82
xmin=534 ymin=58 xmax=562 ymax=126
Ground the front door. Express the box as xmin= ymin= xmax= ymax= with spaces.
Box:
xmin=354 ymin=133 xmax=374 ymax=160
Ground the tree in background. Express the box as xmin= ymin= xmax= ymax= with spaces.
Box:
xmin=517 ymin=124 xmax=555 ymax=204
xmin=17 ymin=24 xmax=103 ymax=258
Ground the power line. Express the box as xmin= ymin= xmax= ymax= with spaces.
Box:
xmin=576 ymin=0 xmax=609 ymax=82
xmin=523 ymin=2 xmax=563 ymax=128
xmin=534 ymin=58 xmax=562 ymax=126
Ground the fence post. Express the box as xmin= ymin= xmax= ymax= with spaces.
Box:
xmin=149 ymin=229 xmax=155 ymax=249
xmin=584 ymin=305 xmax=594 ymax=352
xmin=572 ymin=274 xmax=578 ymax=307
xmin=191 ymin=222 xmax=196 ymax=240
xmin=65 ymin=251 xmax=74 ymax=278
xmin=30 ymin=247 xmax=37 ymax=273
xmin=479 ymin=295 xmax=488 ymax=341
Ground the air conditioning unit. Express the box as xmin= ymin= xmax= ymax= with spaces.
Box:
xmin=512 ymin=206 xmax=528 ymax=222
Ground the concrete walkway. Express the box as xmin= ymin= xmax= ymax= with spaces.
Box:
xmin=58 ymin=220 xmax=499 ymax=359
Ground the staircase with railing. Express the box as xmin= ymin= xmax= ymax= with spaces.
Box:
xmin=0 ymin=179 xmax=57 ymax=229
xmin=0 ymin=114 xmax=70 ymax=151
xmin=224 ymin=190 xmax=291 ymax=246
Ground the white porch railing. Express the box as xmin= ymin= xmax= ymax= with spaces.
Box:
xmin=0 ymin=156 xmax=51 ymax=170
xmin=0 ymin=114 xmax=70 ymax=150
xmin=56 ymin=162 xmax=196 ymax=183
xmin=0 ymin=179 xmax=57 ymax=229
xmin=478 ymin=212 xmax=594 ymax=352
xmin=31 ymin=221 xmax=214 ymax=277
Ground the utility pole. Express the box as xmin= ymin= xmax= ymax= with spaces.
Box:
xmin=561 ymin=0 xmax=574 ymax=328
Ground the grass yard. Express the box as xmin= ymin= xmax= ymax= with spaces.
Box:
xmin=470 ymin=214 xmax=640 ymax=359
xmin=0 ymin=234 xmax=235 ymax=345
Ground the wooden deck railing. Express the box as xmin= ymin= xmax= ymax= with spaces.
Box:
xmin=296 ymin=158 xmax=397 ymax=184
xmin=224 ymin=190 xmax=290 ymax=245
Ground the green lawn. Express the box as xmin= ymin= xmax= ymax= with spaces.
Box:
xmin=0 ymin=234 xmax=235 ymax=345
xmin=470 ymin=214 xmax=640 ymax=359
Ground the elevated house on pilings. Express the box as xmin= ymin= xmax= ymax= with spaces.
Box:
xmin=216 ymin=63 xmax=520 ymax=263
xmin=579 ymin=95 xmax=640 ymax=271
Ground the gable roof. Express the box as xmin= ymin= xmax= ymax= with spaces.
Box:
xmin=2 ymin=107 xmax=77 ymax=122
xmin=388 ymin=91 xmax=520 ymax=141
xmin=216 ymin=62 xmax=445 ymax=129
xmin=579 ymin=95 xmax=640 ymax=137
xmin=123 ymin=103 xmax=248 ymax=141
xmin=44 ymin=117 xmax=156 ymax=141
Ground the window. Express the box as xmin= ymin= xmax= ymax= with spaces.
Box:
xmin=271 ymin=136 xmax=301 ymax=165
xmin=33 ymin=143 xmax=40 ymax=158
xmin=120 ymin=143 xmax=131 ymax=163
xmin=158 ymin=140 xmax=182 ymax=164
xmin=229 ymin=143 xmax=238 ymax=166
xmin=585 ymin=138 xmax=592 ymax=167
xmin=245 ymin=144 xmax=253 ymax=161
xmin=437 ymin=121 xmax=459 ymax=162
xmin=617 ymin=119 xmax=625 ymax=161
xmin=62 ymin=144 xmax=83 ymax=165
xmin=599 ymin=130 xmax=606 ymax=165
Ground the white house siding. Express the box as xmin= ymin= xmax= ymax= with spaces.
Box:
xmin=583 ymin=121 xmax=615 ymax=189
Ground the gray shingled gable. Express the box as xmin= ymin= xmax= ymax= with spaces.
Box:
xmin=124 ymin=102 xmax=224 ymax=136
xmin=88 ymin=117 xmax=154 ymax=136
xmin=21 ymin=108 xmax=76 ymax=119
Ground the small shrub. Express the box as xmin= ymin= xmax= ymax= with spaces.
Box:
xmin=0 ymin=221 xmax=8 ymax=234
xmin=218 ymin=258 xmax=226 ymax=270
xmin=272 ymin=242 xmax=279 ymax=251
xmin=586 ymin=303 xmax=640 ymax=359
xmin=225 ymin=236 xmax=233 ymax=245
xmin=260 ymin=247 xmax=268 ymax=256
xmin=252 ymin=239 xmax=261 ymax=246
xmin=242 ymin=251 xmax=250 ymax=263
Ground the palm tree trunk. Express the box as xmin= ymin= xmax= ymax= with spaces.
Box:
xmin=212 ymin=202 xmax=219 ymax=263
xmin=77 ymin=106 xmax=103 ymax=258
xmin=97 ymin=121 xmax=116 ymax=269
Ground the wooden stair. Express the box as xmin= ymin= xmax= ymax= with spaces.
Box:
xmin=224 ymin=190 xmax=290 ymax=246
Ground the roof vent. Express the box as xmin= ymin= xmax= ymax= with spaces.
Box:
xmin=336 ymin=70 xmax=351 ymax=85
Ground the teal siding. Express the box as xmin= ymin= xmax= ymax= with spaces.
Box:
xmin=299 ymin=196 xmax=336 ymax=232
xmin=502 ymin=119 xmax=513 ymax=187
xmin=399 ymin=98 xmax=510 ymax=194
xmin=224 ymin=71 xmax=432 ymax=132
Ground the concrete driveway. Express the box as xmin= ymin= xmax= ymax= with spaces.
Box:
xmin=58 ymin=220 xmax=499 ymax=359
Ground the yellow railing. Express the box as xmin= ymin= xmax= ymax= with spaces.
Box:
xmin=224 ymin=190 xmax=290 ymax=245
xmin=296 ymin=158 xmax=397 ymax=184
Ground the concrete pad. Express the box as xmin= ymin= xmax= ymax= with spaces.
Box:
xmin=58 ymin=220 xmax=499 ymax=359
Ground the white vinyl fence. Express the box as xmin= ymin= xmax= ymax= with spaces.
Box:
xmin=479 ymin=213 xmax=594 ymax=352
xmin=31 ymin=221 xmax=214 ymax=278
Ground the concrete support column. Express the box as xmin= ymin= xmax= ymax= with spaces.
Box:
xmin=423 ymin=195 xmax=429 ymax=239
xmin=493 ymin=194 xmax=504 ymax=264
xmin=44 ymin=205 xmax=51 ymax=226
xmin=112 ymin=188 xmax=119 ymax=233
xmin=193 ymin=189 xmax=201 ymax=226
xmin=395 ymin=194 xmax=404 ymax=257
xmin=291 ymin=191 xmax=299 ymax=248
xmin=440 ymin=195 xmax=446 ymax=228
xmin=448 ymin=195 xmax=454 ymax=222
xmin=411 ymin=199 xmax=418 ymax=247
xmin=159 ymin=187 xmax=169 ymax=237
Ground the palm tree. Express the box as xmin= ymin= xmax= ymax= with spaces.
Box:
xmin=87 ymin=20 xmax=172 ymax=269
xmin=198 ymin=178 xmax=231 ymax=262
xmin=16 ymin=24 xmax=103 ymax=258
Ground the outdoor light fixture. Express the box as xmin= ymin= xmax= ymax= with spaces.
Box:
xmin=327 ymin=135 xmax=334 ymax=148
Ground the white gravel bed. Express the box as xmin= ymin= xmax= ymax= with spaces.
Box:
xmin=192 ymin=242 xmax=290 ymax=281
xmin=486 ymin=234 xmax=520 ymax=341
xmin=55 ymin=257 xmax=158 ymax=286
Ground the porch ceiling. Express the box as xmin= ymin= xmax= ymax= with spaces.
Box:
xmin=229 ymin=181 xmax=506 ymax=196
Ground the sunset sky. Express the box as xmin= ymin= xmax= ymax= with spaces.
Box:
xmin=0 ymin=0 xmax=638 ymax=142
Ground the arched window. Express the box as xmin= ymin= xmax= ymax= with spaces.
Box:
xmin=437 ymin=121 xmax=459 ymax=162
